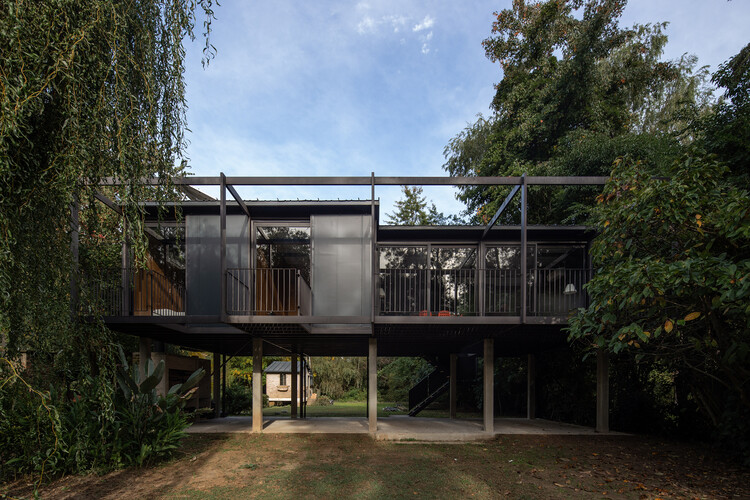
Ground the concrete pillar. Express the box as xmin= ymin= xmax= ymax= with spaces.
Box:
xmin=139 ymin=337 xmax=151 ymax=382
xmin=252 ymin=338 xmax=263 ymax=432
xmin=301 ymin=357 xmax=307 ymax=419
xmin=449 ymin=353 xmax=457 ymax=419
xmin=368 ymin=338 xmax=377 ymax=433
xmin=527 ymin=353 xmax=536 ymax=419
xmin=213 ymin=352 xmax=221 ymax=418
xmin=221 ymin=354 xmax=227 ymax=417
xmin=291 ymin=353 xmax=298 ymax=419
xmin=596 ymin=348 xmax=609 ymax=433
xmin=483 ymin=338 xmax=494 ymax=433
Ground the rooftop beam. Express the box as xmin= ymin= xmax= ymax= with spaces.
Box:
xmin=225 ymin=182 xmax=251 ymax=218
xmin=94 ymin=191 xmax=123 ymax=214
xmin=99 ymin=175 xmax=609 ymax=187
xmin=481 ymin=179 xmax=522 ymax=240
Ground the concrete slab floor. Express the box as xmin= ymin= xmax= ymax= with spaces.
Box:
xmin=187 ymin=416 xmax=617 ymax=441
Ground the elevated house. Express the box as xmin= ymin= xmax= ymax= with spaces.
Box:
xmin=88 ymin=174 xmax=609 ymax=433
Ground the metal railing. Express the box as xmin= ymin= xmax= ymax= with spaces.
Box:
xmin=85 ymin=268 xmax=185 ymax=317
xmin=226 ymin=268 xmax=309 ymax=315
xmin=484 ymin=268 xmax=522 ymax=315
xmin=378 ymin=267 xmax=590 ymax=317
xmin=529 ymin=268 xmax=589 ymax=316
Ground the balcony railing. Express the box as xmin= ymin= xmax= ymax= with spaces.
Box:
xmin=85 ymin=268 xmax=185 ymax=317
xmin=89 ymin=266 xmax=588 ymax=320
xmin=226 ymin=268 xmax=310 ymax=316
xmin=378 ymin=268 xmax=590 ymax=317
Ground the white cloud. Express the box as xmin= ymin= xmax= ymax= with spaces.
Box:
xmin=413 ymin=15 xmax=435 ymax=32
xmin=357 ymin=16 xmax=376 ymax=34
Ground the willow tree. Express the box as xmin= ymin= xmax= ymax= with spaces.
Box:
xmin=0 ymin=1 xmax=215 ymax=362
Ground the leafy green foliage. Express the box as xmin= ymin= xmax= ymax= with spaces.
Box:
xmin=311 ymin=357 xmax=367 ymax=400
xmin=224 ymin=382 xmax=253 ymax=415
xmin=701 ymin=43 xmax=750 ymax=183
xmin=443 ymin=0 xmax=709 ymax=223
xmin=0 ymin=0 xmax=215 ymax=483
xmin=0 ymin=0 xmax=215 ymax=356
xmin=0 ymin=348 xmax=204 ymax=483
xmin=377 ymin=357 xmax=433 ymax=402
xmin=567 ymin=152 xmax=750 ymax=458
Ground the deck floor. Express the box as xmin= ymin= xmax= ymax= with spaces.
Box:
xmin=187 ymin=416 xmax=614 ymax=441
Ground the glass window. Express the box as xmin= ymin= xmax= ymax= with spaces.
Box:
xmin=430 ymin=247 xmax=476 ymax=270
xmin=536 ymin=245 xmax=585 ymax=269
xmin=484 ymin=245 xmax=535 ymax=270
xmin=379 ymin=246 xmax=427 ymax=269
xmin=256 ymin=225 xmax=310 ymax=283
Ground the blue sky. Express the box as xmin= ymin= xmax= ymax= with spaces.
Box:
xmin=182 ymin=0 xmax=750 ymax=218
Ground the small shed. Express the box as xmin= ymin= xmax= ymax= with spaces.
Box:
xmin=264 ymin=361 xmax=314 ymax=405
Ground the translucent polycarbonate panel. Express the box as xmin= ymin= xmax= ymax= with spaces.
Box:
xmin=311 ymin=215 xmax=372 ymax=318
xmin=186 ymin=215 xmax=249 ymax=315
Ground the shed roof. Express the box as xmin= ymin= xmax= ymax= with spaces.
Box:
xmin=264 ymin=361 xmax=309 ymax=374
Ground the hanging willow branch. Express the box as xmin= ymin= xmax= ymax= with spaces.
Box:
xmin=0 ymin=0 xmax=215 ymax=354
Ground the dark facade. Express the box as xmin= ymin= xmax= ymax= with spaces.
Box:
xmin=93 ymin=174 xmax=610 ymax=432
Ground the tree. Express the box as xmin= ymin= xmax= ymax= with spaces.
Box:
xmin=443 ymin=0 xmax=709 ymax=224
xmin=701 ymin=43 xmax=750 ymax=183
xmin=386 ymin=186 xmax=460 ymax=225
xmin=568 ymin=151 xmax=750 ymax=455
xmin=0 ymin=0 xmax=215 ymax=359
xmin=568 ymin=45 xmax=750 ymax=459
xmin=0 ymin=0 xmax=216 ymax=481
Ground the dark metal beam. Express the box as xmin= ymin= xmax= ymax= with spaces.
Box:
xmin=220 ymin=173 xmax=227 ymax=322
xmin=520 ymin=175 xmax=528 ymax=324
xmin=99 ymin=175 xmax=609 ymax=187
xmin=226 ymin=183 xmax=251 ymax=217
xmin=481 ymin=178 xmax=522 ymax=240
xmin=179 ymin=185 xmax=215 ymax=201
xmin=94 ymin=191 xmax=123 ymax=214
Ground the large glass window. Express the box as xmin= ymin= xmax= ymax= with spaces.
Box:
xmin=430 ymin=247 xmax=476 ymax=316
xmin=255 ymin=225 xmax=310 ymax=283
xmin=532 ymin=245 xmax=587 ymax=315
xmin=378 ymin=246 xmax=427 ymax=315
xmin=484 ymin=245 xmax=534 ymax=316
xmin=134 ymin=223 xmax=185 ymax=315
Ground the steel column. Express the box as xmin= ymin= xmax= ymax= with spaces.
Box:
xmin=213 ymin=352 xmax=221 ymax=418
xmin=449 ymin=353 xmax=457 ymax=419
xmin=291 ymin=353 xmax=298 ymax=419
xmin=596 ymin=349 xmax=609 ymax=433
xmin=527 ymin=354 xmax=536 ymax=419
xmin=520 ymin=175 xmax=528 ymax=323
xmin=368 ymin=338 xmax=377 ymax=433
xmin=70 ymin=197 xmax=79 ymax=322
xmin=483 ymin=338 xmax=494 ymax=433
xmin=220 ymin=173 xmax=227 ymax=321
xmin=252 ymin=338 xmax=263 ymax=432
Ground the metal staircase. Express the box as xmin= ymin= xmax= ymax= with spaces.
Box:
xmin=408 ymin=366 xmax=449 ymax=417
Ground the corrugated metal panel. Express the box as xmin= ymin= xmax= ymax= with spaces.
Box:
xmin=186 ymin=215 xmax=249 ymax=315
xmin=311 ymin=215 xmax=372 ymax=318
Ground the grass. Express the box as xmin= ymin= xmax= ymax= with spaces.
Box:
xmin=8 ymin=433 xmax=750 ymax=499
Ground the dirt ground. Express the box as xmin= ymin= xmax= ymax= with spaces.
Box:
xmin=4 ymin=433 xmax=749 ymax=499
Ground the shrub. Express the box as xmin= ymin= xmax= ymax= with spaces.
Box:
xmin=224 ymin=382 xmax=252 ymax=415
